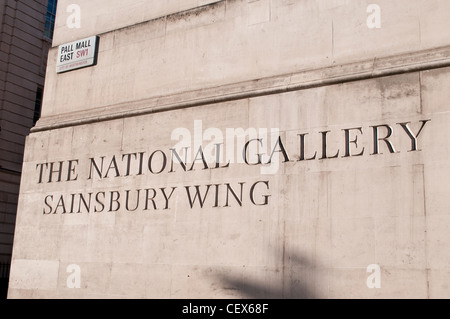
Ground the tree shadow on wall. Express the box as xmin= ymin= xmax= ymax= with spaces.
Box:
xmin=216 ymin=252 xmax=319 ymax=299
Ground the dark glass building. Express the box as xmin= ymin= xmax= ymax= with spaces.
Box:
xmin=0 ymin=0 xmax=56 ymax=298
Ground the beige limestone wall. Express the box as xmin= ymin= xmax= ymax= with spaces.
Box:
xmin=9 ymin=0 xmax=450 ymax=299
xmin=8 ymin=66 xmax=450 ymax=298
xmin=41 ymin=0 xmax=450 ymax=120
xmin=52 ymin=0 xmax=222 ymax=46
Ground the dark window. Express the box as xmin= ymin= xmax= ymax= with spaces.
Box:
xmin=44 ymin=0 xmax=58 ymax=40
xmin=33 ymin=86 xmax=43 ymax=125
xmin=0 ymin=263 xmax=10 ymax=299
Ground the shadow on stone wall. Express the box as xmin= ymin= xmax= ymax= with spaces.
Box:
xmin=217 ymin=252 xmax=319 ymax=299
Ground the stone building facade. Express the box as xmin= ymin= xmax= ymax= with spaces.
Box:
xmin=8 ymin=0 xmax=450 ymax=298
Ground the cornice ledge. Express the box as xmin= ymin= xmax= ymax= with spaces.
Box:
xmin=32 ymin=45 xmax=450 ymax=133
